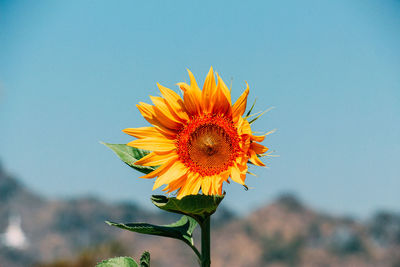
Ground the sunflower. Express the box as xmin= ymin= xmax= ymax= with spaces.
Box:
xmin=123 ymin=67 xmax=269 ymax=199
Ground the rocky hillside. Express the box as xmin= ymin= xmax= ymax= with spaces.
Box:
xmin=1 ymin=163 xmax=400 ymax=267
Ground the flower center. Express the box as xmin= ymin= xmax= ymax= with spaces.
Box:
xmin=176 ymin=115 xmax=240 ymax=176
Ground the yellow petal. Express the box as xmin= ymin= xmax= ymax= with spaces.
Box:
xmin=232 ymin=83 xmax=249 ymax=122
xmin=249 ymin=150 xmax=265 ymax=167
xmin=189 ymin=173 xmax=202 ymax=195
xmin=212 ymin=74 xmax=232 ymax=116
xmin=150 ymin=96 xmax=183 ymax=126
xmin=122 ymin=127 xmax=174 ymax=140
xmin=202 ymin=66 xmax=216 ymax=112
xmin=150 ymin=103 xmax=182 ymax=130
xmin=135 ymin=151 xmax=177 ymax=166
xmin=162 ymin=175 xmax=187 ymax=193
xmin=176 ymin=173 xmax=197 ymax=199
xmin=201 ymin=176 xmax=212 ymax=195
xmin=141 ymin=156 xmax=178 ymax=178
xmin=230 ymin=164 xmax=245 ymax=185
xmin=251 ymin=142 xmax=269 ymax=154
xmin=177 ymin=82 xmax=202 ymax=116
xmin=216 ymin=170 xmax=230 ymax=195
xmin=187 ymin=69 xmax=200 ymax=91
xmin=237 ymin=117 xmax=252 ymax=135
xmin=216 ymin=73 xmax=232 ymax=105
xmin=236 ymin=157 xmax=249 ymax=172
xmin=136 ymin=103 xmax=178 ymax=134
xmin=157 ymin=83 xmax=189 ymax=121
xmin=153 ymin=160 xmax=187 ymax=190
xmin=251 ymin=134 xmax=265 ymax=142
xmin=216 ymin=179 xmax=224 ymax=195
xmin=127 ymin=138 xmax=176 ymax=152
xmin=210 ymin=175 xmax=220 ymax=195
xmin=177 ymin=69 xmax=203 ymax=116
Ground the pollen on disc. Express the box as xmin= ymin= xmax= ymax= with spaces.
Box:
xmin=188 ymin=125 xmax=232 ymax=170
xmin=176 ymin=115 xmax=241 ymax=177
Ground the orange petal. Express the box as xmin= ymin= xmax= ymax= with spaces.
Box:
xmin=215 ymin=174 xmax=226 ymax=195
xmin=202 ymin=67 xmax=216 ymax=112
xmin=251 ymin=142 xmax=269 ymax=154
xmin=251 ymin=134 xmax=265 ymax=142
xmin=150 ymin=96 xmax=183 ymax=126
xmin=249 ymin=150 xmax=265 ymax=167
xmin=212 ymin=74 xmax=232 ymax=116
xmin=187 ymin=69 xmax=201 ymax=91
xmin=149 ymin=102 xmax=182 ymax=130
xmin=153 ymin=160 xmax=187 ymax=190
xmin=135 ymin=150 xmax=177 ymax=166
xmin=201 ymin=176 xmax=212 ymax=195
xmin=177 ymin=82 xmax=202 ymax=116
xmin=237 ymin=117 xmax=252 ymax=135
xmin=122 ymin=127 xmax=174 ymax=140
xmin=236 ymin=157 xmax=249 ymax=172
xmin=210 ymin=175 xmax=220 ymax=195
xmin=216 ymin=170 xmax=230 ymax=195
xmin=157 ymin=83 xmax=189 ymax=121
xmin=179 ymin=69 xmax=203 ymax=115
xmin=141 ymin=155 xmax=178 ymax=178
xmin=230 ymin=164 xmax=245 ymax=185
xmin=127 ymin=138 xmax=176 ymax=152
xmin=136 ymin=102 xmax=178 ymax=134
xmin=189 ymin=173 xmax=202 ymax=195
xmin=218 ymin=186 xmax=223 ymax=195
xmin=232 ymin=83 xmax=249 ymax=122
xmin=176 ymin=172 xmax=197 ymax=199
xmin=162 ymin=175 xmax=187 ymax=193
xmin=218 ymin=73 xmax=232 ymax=105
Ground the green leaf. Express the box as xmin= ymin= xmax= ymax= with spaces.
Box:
xmin=101 ymin=143 xmax=156 ymax=174
xmin=96 ymin=257 xmax=138 ymax=267
xmin=249 ymin=106 xmax=274 ymax=124
xmin=246 ymin=98 xmax=257 ymax=117
xmin=106 ymin=215 xmax=198 ymax=246
xmin=140 ymin=251 xmax=150 ymax=267
xmin=151 ymin=194 xmax=224 ymax=221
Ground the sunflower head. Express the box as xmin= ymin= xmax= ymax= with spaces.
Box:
xmin=123 ymin=67 xmax=269 ymax=199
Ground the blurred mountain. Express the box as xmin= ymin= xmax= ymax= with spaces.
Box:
xmin=0 ymin=163 xmax=175 ymax=266
xmin=1 ymin=163 xmax=400 ymax=267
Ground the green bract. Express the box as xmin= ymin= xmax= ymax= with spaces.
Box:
xmin=151 ymin=194 xmax=224 ymax=222
xmin=139 ymin=252 xmax=150 ymax=267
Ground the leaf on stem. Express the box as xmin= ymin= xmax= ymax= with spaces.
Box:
xmin=106 ymin=215 xmax=197 ymax=246
xmin=96 ymin=257 xmax=138 ymax=267
xmin=101 ymin=143 xmax=156 ymax=174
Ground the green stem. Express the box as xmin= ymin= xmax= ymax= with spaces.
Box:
xmin=188 ymin=242 xmax=201 ymax=262
xmin=200 ymin=216 xmax=211 ymax=267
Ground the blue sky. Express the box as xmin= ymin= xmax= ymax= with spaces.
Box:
xmin=1 ymin=0 xmax=399 ymax=217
